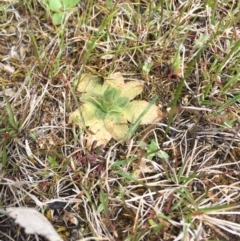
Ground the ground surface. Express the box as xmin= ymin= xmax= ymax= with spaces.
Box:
xmin=1 ymin=1 xmax=240 ymax=241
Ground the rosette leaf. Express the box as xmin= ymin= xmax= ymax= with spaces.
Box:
xmin=69 ymin=72 xmax=162 ymax=147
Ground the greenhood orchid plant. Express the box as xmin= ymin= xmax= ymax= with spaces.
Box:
xmin=69 ymin=72 xmax=162 ymax=147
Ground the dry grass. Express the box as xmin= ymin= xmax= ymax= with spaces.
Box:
xmin=1 ymin=0 xmax=240 ymax=240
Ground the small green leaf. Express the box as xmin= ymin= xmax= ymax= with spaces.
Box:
xmin=95 ymin=109 xmax=106 ymax=119
xmin=148 ymin=139 xmax=158 ymax=150
xmin=108 ymin=105 xmax=122 ymax=113
xmin=205 ymin=0 xmax=215 ymax=8
xmin=48 ymin=0 xmax=79 ymax=12
xmin=146 ymin=139 xmax=158 ymax=160
xmin=194 ymin=34 xmax=210 ymax=49
xmin=146 ymin=139 xmax=169 ymax=159
xmin=88 ymin=97 xmax=104 ymax=111
xmin=116 ymin=96 xmax=129 ymax=108
xmin=103 ymin=86 xmax=120 ymax=103
xmin=49 ymin=0 xmax=62 ymax=12
xmin=52 ymin=12 xmax=64 ymax=25
xmin=100 ymin=100 xmax=112 ymax=113
xmin=142 ymin=61 xmax=153 ymax=73
xmin=47 ymin=156 xmax=59 ymax=168
xmin=156 ymin=150 xmax=169 ymax=159
xmin=62 ymin=0 xmax=79 ymax=8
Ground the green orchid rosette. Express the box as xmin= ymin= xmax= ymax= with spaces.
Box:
xmin=69 ymin=72 xmax=162 ymax=147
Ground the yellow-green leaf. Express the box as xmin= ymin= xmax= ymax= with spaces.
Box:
xmin=104 ymin=114 xmax=129 ymax=141
xmin=77 ymin=73 xmax=103 ymax=94
xmin=121 ymin=80 xmax=144 ymax=100
xmin=103 ymin=72 xmax=125 ymax=91
xmin=123 ymin=100 xmax=162 ymax=124
xmin=69 ymin=102 xmax=98 ymax=127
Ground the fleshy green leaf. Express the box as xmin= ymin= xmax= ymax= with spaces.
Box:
xmin=87 ymin=96 xmax=105 ymax=111
xmin=148 ymin=139 xmax=158 ymax=151
xmin=52 ymin=12 xmax=64 ymax=25
xmin=103 ymin=86 xmax=120 ymax=103
xmin=63 ymin=0 xmax=79 ymax=8
xmin=49 ymin=0 xmax=62 ymax=12
xmin=102 ymin=100 xmax=114 ymax=112
xmin=146 ymin=139 xmax=169 ymax=159
xmin=108 ymin=105 xmax=122 ymax=113
xmin=95 ymin=109 xmax=106 ymax=119
xmin=156 ymin=150 xmax=169 ymax=159
xmin=122 ymin=100 xmax=162 ymax=124
xmin=115 ymin=96 xmax=129 ymax=108
xmin=48 ymin=0 xmax=79 ymax=11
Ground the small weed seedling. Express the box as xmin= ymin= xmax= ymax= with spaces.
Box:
xmin=47 ymin=155 xmax=59 ymax=169
xmin=42 ymin=0 xmax=80 ymax=25
xmin=138 ymin=139 xmax=169 ymax=160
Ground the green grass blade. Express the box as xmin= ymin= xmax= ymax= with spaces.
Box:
xmin=216 ymin=93 xmax=240 ymax=113
xmin=203 ymin=35 xmax=240 ymax=99
xmin=222 ymin=71 xmax=240 ymax=92
xmin=164 ymin=78 xmax=184 ymax=137
xmin=2 ymin=139 xmax=7 ymax=168
xmin=115 ymin=171 xmax=155 ymax=191
xmin=3 ymin=96 xmax=18 ymax=130
xmin=26 ymin=28 xmax=43 ymax=71
xmin=83 ymin=9 xmax=118 ymax=62
xmin=111 ymin=157 xmax=136 ymax=169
